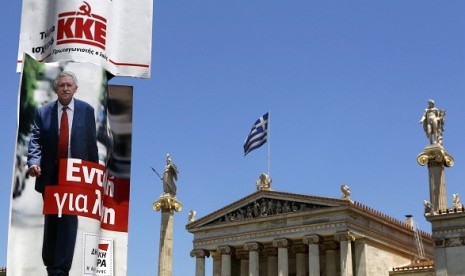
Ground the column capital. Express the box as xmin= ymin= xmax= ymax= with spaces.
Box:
xmin=303 ymin=234 xmax=323 ymax=245
xmin=244 ymin=242 xmax=263 ymax=252
xmin=217 ymin=245 xmax=235 ymax=255
xmin=190 ymin=249 xmax=210 ymax=258
xmin=334 ymin=231 xmax=355 ymax=242
xmin=273 ymin=238 xmax=292 ymax=248
xmin=153 ymin=194 xmax=183 ymax=212
xmin=291 ymin=244 xmax=308 ymax=254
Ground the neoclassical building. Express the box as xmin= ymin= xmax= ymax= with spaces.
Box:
xmin=186 ymin=182 xmax=433 ymax=276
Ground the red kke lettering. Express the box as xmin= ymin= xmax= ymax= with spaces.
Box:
xmin=57 ymin=17 xmax=106 ymax=49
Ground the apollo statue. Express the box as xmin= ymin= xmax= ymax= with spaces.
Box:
xmin=419 ymin=99 xmax=446 ymax=145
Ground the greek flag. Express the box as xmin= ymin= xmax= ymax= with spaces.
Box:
xmin=243 ymin=112 xmax=269 ymax=156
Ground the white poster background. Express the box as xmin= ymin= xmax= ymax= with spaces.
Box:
xmin=17 ymin=0 xmax=153 ymax=78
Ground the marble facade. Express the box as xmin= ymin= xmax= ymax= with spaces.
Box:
xmin=186 ymin=190 xmax=433 ymax=276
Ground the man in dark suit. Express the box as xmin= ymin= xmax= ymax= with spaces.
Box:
xmin=28 ymin=71 xmax=99 ymax=276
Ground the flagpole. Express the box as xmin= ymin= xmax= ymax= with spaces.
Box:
xmin=267 ymin=109 xmax=271 ymax=177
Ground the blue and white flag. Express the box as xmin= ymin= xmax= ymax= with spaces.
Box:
xmin=243 ymin=112 xmax=269 ymax=156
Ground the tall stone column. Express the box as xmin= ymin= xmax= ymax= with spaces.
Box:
xmin=153 ymin=195 xmax=182 ymax=276
xmin=417 ymin=145 xmax=454 ymax=212
xmin=303 ymin=234 xmax=323 ymax=276
xmin=292 ymin=245 xmax=308 ymax=276
xmin=218 ymin=246 xmax=235 ymax=276
xmin=324 ymin=242 xmax=338 ymax=276
xmin=264 ymin=247 xmax=278 ymax=276
xmin=244 ymin=242 xmax=262 ymax=276
xmin=354 ymin=239 xmax=367 ymax=276
xmin=273 ymin=238 xmax=291 ymax=276
xmin=236 ymin=251 xmax=249 ymax=276
xmin=191 ymin=249 xmax=210 ymax=276
xmin=240 ymin=259 xmax=249 ymax=276
xmin=325 ymin=254 xmax=336 ymax=276
xmin=212 ymin=252 xmax=222 ymax=276
xmin=335 ymin=232 xmax=355 ymax=276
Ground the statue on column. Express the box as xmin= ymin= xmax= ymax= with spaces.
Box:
xmin=162 ymin=154 xmax=178 ymax=197
xmin=152 ymin=154 xmax=178 ymax=197
xmin=419 ymin=99 xmax=446 ymax=146
xmin=152 ymin=155 xmax=183 ymax=213
xmin=417 ymin=100 xmax=454 ymax=214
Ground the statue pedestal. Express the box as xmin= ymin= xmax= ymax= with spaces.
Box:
xmin=417 ymin=145 xmax=454 ymax=213
xmin=153 ymin=194 xmax=182 ymax=276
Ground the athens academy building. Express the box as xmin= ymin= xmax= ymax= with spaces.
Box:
xmin=186 ymin=177 xmax=434 ymax=276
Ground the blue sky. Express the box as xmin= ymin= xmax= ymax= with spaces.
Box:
xmin=2 ymin=1 xmax=465 ymax=275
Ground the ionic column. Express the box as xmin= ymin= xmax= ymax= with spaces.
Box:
xmin=354 ymin=239 xmax=367 ymax=276
xmin=212 ymin=252 xmax=221 ymax=276
xmin=303 ymin=234 xmax=323 ymax=276
xmin=324 ymin=241 xmax=338 ymax=276
xmin=417 ymin=145 xmax=454 ymax=212
xmin=190 ymin=249 xmax=210 ymax=276
xmin=236 ymin=251 xmax=249 ymax=276
xmin=240 ymin=259 xmax=249 ymax=276
xmin=273 ymin=238 xmax=291 ymax=276
xmin=244 ymin=242 xmax=262 ymax=276
xmin=218 ymin=246 xmax=235 ymax=276
xmin=428 ymin=161 xmax=448 ymax=211
xmin=335 ymin=232 xmax=355 ymax=276
xmin=292 ymin=245 xmax=308 ymax=276
xmin=264 ymin=247 xmax=278 ymax=276
xmin=157 ymin=208 xmax=175 ymax=276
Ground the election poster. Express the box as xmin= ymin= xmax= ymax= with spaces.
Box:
xmin=8 ymin=54 xmax=133 ymax=276
xmin=17 ymin=0 xmax=153 ymax=78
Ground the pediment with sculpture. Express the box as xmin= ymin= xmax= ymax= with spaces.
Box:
xmin=187 ymin=190 xmax=347 ymax=229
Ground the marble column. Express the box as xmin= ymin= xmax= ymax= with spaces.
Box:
xmin=335 ymin=232 xmax=355 ymax=276
xmin=273 ymin=238 xmax=291 ymax=276
xmin=190 ymin=249 xmax=210 ymax=276
xmin=303 ymin=235 xmax=323 ymax=276
xmin=292 ymin=245 xmax=308 ymax=276
xmin=264 ymin=247 xmax=278 ymax=276
xmin=417 ymin=145 xmax=454 ymax=212
xmin=244 ymin=242 xmax=262 ymax=276
xmin=158 ymin=211 xmax=174 ymax=276
xmin=354 ymin=239 xmax=367 ymax=276
xmin=218 ymin=246 xmax=235 ymax=276
xmin=240 ymin=259 xmax=249 ymax=276
xmin=153 ymin=195 xmax=182 ymax=276
xmin=236 ymin=251 xmax=249 ymax=276
xmin=428 ymin=161 xmax=447 ymax=211
xmin=324 ymin=241 xmax=338 ymax=276
xmin=212 ymin=252 xmax=221 ymax=276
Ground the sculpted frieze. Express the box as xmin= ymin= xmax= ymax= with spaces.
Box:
xmin=207 ymin=197 xmax=329 ymax=225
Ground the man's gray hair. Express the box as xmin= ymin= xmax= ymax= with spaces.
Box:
xmin=53 ymin=71 xmax=78 ymax=89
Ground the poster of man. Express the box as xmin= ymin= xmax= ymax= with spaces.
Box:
xmin=8 ymin=54 xmax=133 ymax=276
